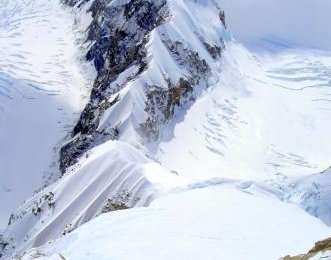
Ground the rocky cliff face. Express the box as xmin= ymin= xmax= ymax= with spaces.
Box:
xmin=60 ymin=0 xmax=170 ymax=171
xmin=60 ymin=0 xmax=225 ymax=172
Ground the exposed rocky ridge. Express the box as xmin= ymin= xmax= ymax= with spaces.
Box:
xmin=2 ymin=141 xmax=158 ymax=258
xmin=140 ymin=39 xmax=213 ymax=139
xmin=59 ymin=0 xmax=226 ymax=172
xmin=281 ymin=237 xmax=331 ymax=260
xmin=60 ymin=0 xmax=170 ymax=171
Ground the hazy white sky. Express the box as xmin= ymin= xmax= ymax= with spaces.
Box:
xmin=220 ymin=0 xmax=331 ymax=50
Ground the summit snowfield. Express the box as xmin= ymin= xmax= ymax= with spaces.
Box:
xmin=1 ymin=0 xmax=331 ymax=259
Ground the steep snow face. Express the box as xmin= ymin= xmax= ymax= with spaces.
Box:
xmin=285 ymin=168 xmax=331 ymax=226
xmin=0 ymin=0 xmax=94 ymax=228
xmin=59 ymin=0 xmax=226 ymax=171
xmin=18 ymin=185 xmax=331 ymax=260
xmin=3 ymin=141 xmax=180 ymax=256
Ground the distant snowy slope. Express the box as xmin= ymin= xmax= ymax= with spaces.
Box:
xmin=156 ymin=43 xmax=331 ymax=182
xmin=0 ymin=0 xmax=94 ymax=228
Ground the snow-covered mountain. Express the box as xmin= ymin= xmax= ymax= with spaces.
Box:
xmin=281 ymin=237 xmax=331 ymax=260
xmin=1 ymin=0 xmax=331 ymax=259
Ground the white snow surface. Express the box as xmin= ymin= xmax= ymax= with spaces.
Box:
xmin=0 ymin=0 xmax=95 ymax=228
xmin=285 ymin=168 xmax=331 ymax=226
xmin=3 ymin=140 xmax=180 ymax=254
xmin=2 ymin=0 xmax=226 ymax=255
xmin=20 ymin=185 xmax=331 ymax=260
xmin=156 ymin=42 xmax=331 ymax=183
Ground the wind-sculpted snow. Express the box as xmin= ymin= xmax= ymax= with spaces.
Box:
xmin=0 ymin=0 xmax=94 ymax=229
xmin=2 ymin=141 xmax=178 ymax=257
xmin=155 ymin=42 xmax=331 ymax=233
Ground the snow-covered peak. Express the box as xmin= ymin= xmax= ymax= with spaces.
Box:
xmin=59 ymin=0 xmax=227 ymax=172
xmin=1 ymin=0 xmax=331 ymax=259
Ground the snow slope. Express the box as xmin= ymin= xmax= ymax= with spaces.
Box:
xmin=156 ymin=42 xmax=331 ymax=183
xmin=19 ymin=184 xmax=331 ymax=260
xmin=3 ymin=140 xmax=180 ymax=256
xmin=285 ymin=168 xmax=331 ymax=226
xmin=1 ymin=0 xmax=227 ymax=256
xmin=0 ymin=0 xmax=94 ymax=228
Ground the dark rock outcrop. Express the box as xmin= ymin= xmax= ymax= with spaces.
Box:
xmin=60 ymin=0 xmax=170 ymax=171
xmin=281 ymin=237 xmax=331 ymax=260
xmin=60 ymin=0 xmax=225 ymax=173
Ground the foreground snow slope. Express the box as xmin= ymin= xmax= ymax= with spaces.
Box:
xmin=3 ymin=140 xmax=179 ymax=256
xmin=0 ymin=0 xmax=94 ymax=227
xmin=20 ymin=185 xmax=331 ymax=260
